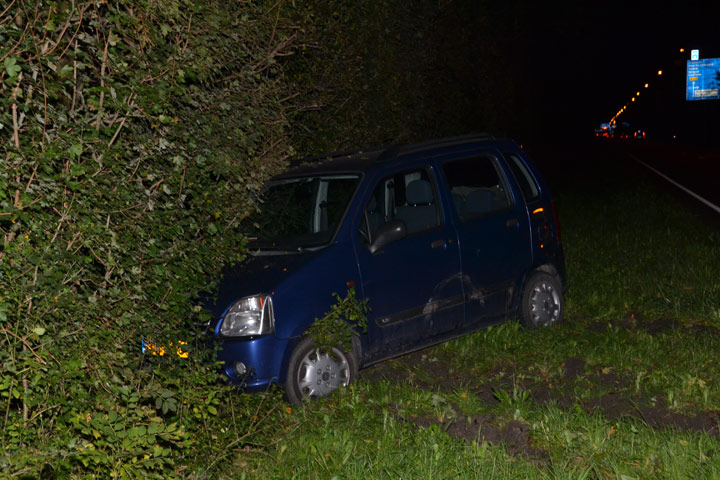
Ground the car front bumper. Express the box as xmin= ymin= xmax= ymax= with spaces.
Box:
xmin=217 ymin=334 xmax=292 ymax=392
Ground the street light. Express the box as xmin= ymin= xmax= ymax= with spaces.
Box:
xmin=657 ymin=70 xmax=663 ymax=75
xmin=644 ymin=83 xmax=649 ymax=88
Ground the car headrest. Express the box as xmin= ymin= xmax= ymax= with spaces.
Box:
xmin=406 ymin=180 xmax=433 ymax=205
xmin=465 ymin=189 xmax=494 ymax=214
xmin=368 ymin=196 xmax=377 ymax=211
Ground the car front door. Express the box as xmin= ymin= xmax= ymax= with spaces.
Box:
xmin=355 ymin=165 xmax=464 ymax=360
xmin=439 ymin=153 xmax=532 ymax=327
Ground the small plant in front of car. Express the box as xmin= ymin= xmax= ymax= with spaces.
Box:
xmin=307 ymin=287 xmax=369 ymax=355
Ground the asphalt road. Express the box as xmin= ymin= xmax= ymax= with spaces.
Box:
xmin=529 ymin=138 xmax=720 ymax=225
xmin=625 ymin=141 xmax=720 ymax=215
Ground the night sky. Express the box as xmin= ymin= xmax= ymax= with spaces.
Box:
xmin=518 ymin=0 xmax=720 ymax=140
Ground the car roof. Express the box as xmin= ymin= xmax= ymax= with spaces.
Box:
xmin=275 ymin=133 xmax=514 ymax=179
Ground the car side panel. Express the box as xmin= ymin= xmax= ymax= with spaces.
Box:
xmin=433 ymin=150 xmax=533 ymax=327
xmin=351 ymin=164 xmax=465 ymax=363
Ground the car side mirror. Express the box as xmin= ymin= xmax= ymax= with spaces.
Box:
xmin=369 ymin=219 xmax=407 ymax=254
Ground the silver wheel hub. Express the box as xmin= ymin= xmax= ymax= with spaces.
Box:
xmin=297 ymin=348 xmax=350 ymax=398
xmin=529 ymin=281 xmax=560 ymax=326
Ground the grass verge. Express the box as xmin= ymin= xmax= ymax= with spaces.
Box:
xmin=234 ymin=150 xmax=720 ymax=479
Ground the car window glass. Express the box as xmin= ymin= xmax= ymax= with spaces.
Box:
xmin=442 ymin=156 xmax=511 ymax=221
xmin=362 ymin=168 xmax=440 ymax=242
xmin=242 ymin=175 xmax=359 ymax=249
xmin=504 ymin=152 xmax=540 ymax=201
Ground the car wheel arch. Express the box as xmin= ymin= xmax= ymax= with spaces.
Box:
xmin=283 ymin=334 xmax=360 ymax=405
xmin=279 ymin=327 xmax=364 ymax=384
xmin=518 ymin=269 xmax=564 ymax=328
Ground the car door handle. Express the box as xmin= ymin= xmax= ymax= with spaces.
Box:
xmin=506 ymin=218 xmax=520 ymax=229
xmin=430 ymin=239 xmax=447 ymax=249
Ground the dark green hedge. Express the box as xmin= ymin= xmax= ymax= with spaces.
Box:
xmin=1 ymin=1 xmax=292 ymax=476
xmin=286 ymin=0 xmax=531 ymax=156
xmin=1 ymin=0 xmax=528 ymax=476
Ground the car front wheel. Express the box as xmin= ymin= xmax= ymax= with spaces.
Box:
xmin=284 ymin=336 xmax=358 ymax=405
xmin=520 ymin=272 xmax=563 ymax=328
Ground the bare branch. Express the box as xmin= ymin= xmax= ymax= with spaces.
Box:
xmin=11 ymin=72 xmax=23 ymax=149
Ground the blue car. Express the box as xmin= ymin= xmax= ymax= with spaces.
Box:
xmin=205 ymin=134 xmax=566 ymax=404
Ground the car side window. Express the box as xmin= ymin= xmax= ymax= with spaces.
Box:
xmin=442 ymin=156 xmax=511 ymax=221
xmin=503 ymin=152 xmax=540 ymax=202
xmin=361 ymin=168 xmax=441 ymax=242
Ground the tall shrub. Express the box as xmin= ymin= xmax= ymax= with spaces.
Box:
xmin=1 ymin=0 xmax=293 ymax=476
xmin=286 ymin=0 xmax=530 ymax=156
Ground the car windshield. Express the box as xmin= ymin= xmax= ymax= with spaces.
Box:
xmin=242 ymin=174 xmax=360 ymax=250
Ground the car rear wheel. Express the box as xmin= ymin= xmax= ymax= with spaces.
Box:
xmin=284 ymin=336 xmax=358 ymax=405
xmin=520 ymin=272 xmax=563 ymax=328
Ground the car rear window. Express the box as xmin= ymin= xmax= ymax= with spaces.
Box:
xmin=503 ymin=152 xmax=540 ymax=202
xmin=442 ymin=155 xmax=512 ymax=221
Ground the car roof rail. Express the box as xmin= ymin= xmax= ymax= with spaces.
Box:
xmin=289 ymin=133 xmax=504 ymax=167
xmin=392 ymin=133 xmax=501 ymax=157
xmin=288 ymin=145 xmax=387 ymax=167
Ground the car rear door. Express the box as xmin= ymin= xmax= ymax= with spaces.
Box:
xmin=438 ymin=152 xmax=532 ymax=327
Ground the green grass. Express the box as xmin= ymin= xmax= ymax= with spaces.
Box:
xmin=558 ymin=159 xmax=720 ymax=323
xmin=239 ymin=384 xmax=720 ymax=479
xmin=227 ymin=155 xmax=720 ymax=479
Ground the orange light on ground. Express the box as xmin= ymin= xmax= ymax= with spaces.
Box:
xmin=636 ymin=91 xmax=640 ymax=96
xmin=631 ymin=97 xmax=635 ymax=102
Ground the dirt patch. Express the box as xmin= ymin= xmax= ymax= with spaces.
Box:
xmin=360 ymin=350 xmax=427 ymax=385
xmin=469 ymin=383 xmax=503 ymax=406
xmin=563 ymin=357 xmax=586 ymax=379
xmin=360 ymin=350 xmax=467 ymax=392
xmin=415 ymin=355 xmax=466 ymax=392
xmin=362 ymin=354 xmax=719 ymax=438
xmin=589 ymin=312 xmax=720 ymax=337
xmin=359 ymin=320 xmax=720 ymax=439
xmin=689 ymin=324 xmax=720 ymax=337
xmin=359 ymin=360 xmax=409 ymax=385
xmin=645 ymin=318 xmax=676 ymax=335
xmin=526 ymin=382 xmax=574 ymax=409
xmin=585 ymin=393 xmax=638 ymax=420
xmin=528 ymin=384 xmax=553 ymax=404
xmin=585 ymin=394 xmax=719 ymax=435
xmin=589 ymin=370 xmax=631 ymax=390
xmin=638 ymin=405 xmax=719 ymax=433
xmin=405 ymin=412 xmax=548 ymax=461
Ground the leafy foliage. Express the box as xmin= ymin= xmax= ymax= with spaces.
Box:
xmin=0 ymin=0 xmax=542 ymax=476
xmin=306 ymin=287 xmax=369 ymax=354
xmin=285 ymin=0 xmax=532 ymax=155
xmin=0 ymin=0 xmax=293 ymax=476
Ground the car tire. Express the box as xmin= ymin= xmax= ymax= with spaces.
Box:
xmin=519 ymin=272 xmax=563 ymax=328
xmin=284 ymin=336 xmax=358 ymax=405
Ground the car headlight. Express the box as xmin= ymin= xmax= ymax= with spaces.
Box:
xmin=219 ymin=294 xmax=274 ymax=337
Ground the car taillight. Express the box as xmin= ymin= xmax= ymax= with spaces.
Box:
xmin=551 ymin=201 xmax=562 ymax=244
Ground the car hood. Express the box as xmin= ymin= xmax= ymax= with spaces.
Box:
xmin=203 ymin=250 xmax=323 ymax=320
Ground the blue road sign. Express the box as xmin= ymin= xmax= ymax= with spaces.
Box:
xmin=686 ymin=58 xmax=720 ymax=101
